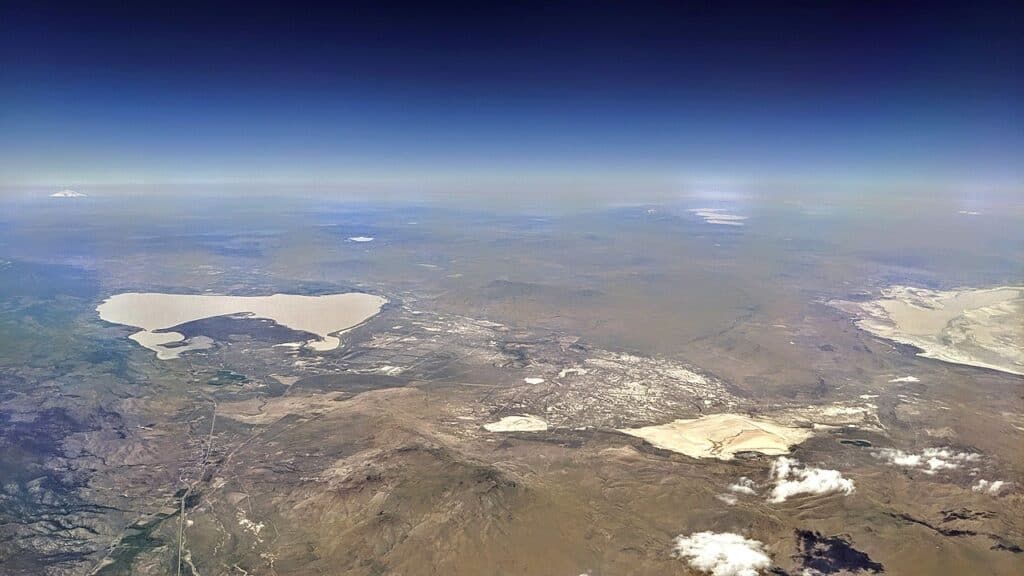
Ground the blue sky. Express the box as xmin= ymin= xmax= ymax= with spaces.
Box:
xmin=2 ymin=1 xmax=1021 ymax=196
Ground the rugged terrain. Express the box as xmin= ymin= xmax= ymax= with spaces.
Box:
xmin=1 ymin=199 xmax=1022 ymax=575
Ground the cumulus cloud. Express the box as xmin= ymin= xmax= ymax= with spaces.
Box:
xmin=49 ymin=189 xmax=87 ymax=198
xmin=874 ymin=447 xmax=980 ymax=474
xmin=729 ymin=477 xmax=758 ymax=495
xmin=769 ymin=457 xmax=855 ymax=503
xmin=972 ymin=479 xmax=1007 ymax=495
xmin=688 ymin=208 xmax=747 ymax=226
xmin=716 ymin=493 xmax=738 ymax=505
xmin=674 ymin=531 xmax=771 ymax=576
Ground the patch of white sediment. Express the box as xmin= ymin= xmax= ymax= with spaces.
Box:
xmin=618 ymin=413 xmax=812 ymax=460
xmin=483 ymin=415 xmax=548 ymax=432
xmin=889 ymin=376 xmax=920 ymax=383
xmin=98 ymin=292 xmax=387 ymax=359
xmin=558 ymin=367 xmax=588 ymax=378
xmin=523 ymin=377 xmax=546 ymax=384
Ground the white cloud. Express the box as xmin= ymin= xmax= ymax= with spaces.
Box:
xmin=50 ymin=189 xmax=86 ymax=198
xmin=769 ymin=457 xmax=855 ymax=503
xmin=972 ymin=479 xmax=1007 ymax=495
xmin=674 ymin=531 xmax=772 ymax=576
xmin=729 ymin=477 xmax=758 ymax=495
xmin=688 ymin=208 xmax=747 ymax=226
xmin=888 ymin=376 xmax=920 ymax=383
xmin=874 ymin=449 xmax=923 ymax=467
xmin=874 ymin=447 xmax=980 ymax=474
xmin=348 ymin=236 xmax=375 ymax=242
xmin=716 ymin=493 xmax=738 ymax=505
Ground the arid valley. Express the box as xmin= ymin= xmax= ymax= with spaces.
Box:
xmin=1 ymin=195 xmax=1021 ymax=575
xmin=4 ymin=3 xmax=1022 ymax=574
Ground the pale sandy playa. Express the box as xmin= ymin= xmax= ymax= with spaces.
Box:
xmin=131 ymin=333 xmax=214 ymax=360
xmin=618 ymin=413 xmax=812 ymax=460
xmin=98 ymin=292 xmax=387 ymax=358
xmin=839 ymin=286 xmax=1024 ymax=375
